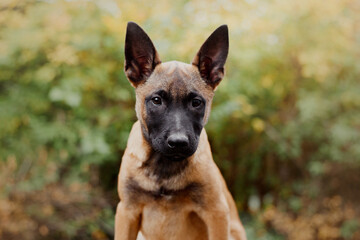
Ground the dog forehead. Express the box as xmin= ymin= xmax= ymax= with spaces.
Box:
xmin=138 ymin=61 xmax=211 ymax=97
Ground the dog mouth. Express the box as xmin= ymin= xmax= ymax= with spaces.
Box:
xmin=150 ymin=136 xmax=198 ymax=161
xmin=151 ymin=144 xmax=189 ymax=160
xmin=162 ymin=153 xmax=189 ymax=161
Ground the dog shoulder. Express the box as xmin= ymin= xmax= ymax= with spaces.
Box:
xmin=118 ymin=121 xmax=152 ymax=197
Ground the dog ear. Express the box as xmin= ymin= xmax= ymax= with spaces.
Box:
xmin=124 ymin=22 xmax=161 ymax=87
xmin=192 ymin=25 xmax=229 ymax=89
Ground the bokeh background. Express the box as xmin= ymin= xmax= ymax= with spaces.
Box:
xmin=1 ymin=0 xmax=360 ymax=239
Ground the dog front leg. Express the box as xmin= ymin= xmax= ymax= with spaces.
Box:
xmin=201 ymin=209 xmax=230 ymax=240
xmin=114 ymin=202 xmax=141 ymax=240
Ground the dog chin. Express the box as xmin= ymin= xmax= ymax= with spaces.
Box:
xmin=161 ymin=149 xmax=196 ymax=161
xmin=167 ymin=155 xmax=187 ymax=162
xmin=150 ymin=140 xmax=199 ymax=161
xmin=153 ymin=147 xmax=195 ymax=161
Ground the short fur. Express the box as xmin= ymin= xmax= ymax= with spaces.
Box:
xmin=115 ymin=22 xmax=247 ymax=240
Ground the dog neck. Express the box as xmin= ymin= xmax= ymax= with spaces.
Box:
xmin=141 ymin=152 xmax=189 ymax=183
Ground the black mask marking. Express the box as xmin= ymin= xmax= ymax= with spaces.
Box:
xmin=142 ymin=152 xmax=189 ymax=181
xmin=144 ymin=88 xmax=206 ymax=161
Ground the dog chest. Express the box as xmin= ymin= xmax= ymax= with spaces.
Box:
xmin=140 ymin=204 xmax=208 ymax=240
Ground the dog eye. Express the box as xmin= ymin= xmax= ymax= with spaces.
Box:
xmin=191 ymin=98 xmax=202 ymax=108
xmin=151 ymin=97 xmax=162 ymax=105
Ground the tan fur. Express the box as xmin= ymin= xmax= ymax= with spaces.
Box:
xmin=115 ymin=62 xmax=247 ymax=240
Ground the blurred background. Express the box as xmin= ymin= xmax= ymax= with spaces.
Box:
xmin=1 ymin=0 xmax=360 ymax=239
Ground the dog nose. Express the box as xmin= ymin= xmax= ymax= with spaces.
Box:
xmin=167 ymin=133 xmax=189 ymax=149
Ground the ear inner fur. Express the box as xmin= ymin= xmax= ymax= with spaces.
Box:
xmin=124 ymin=22 xmax=161 ymax=87
xmin=192 ymin=25 xmax=229 ymax=89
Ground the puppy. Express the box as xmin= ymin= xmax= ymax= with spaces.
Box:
xmin=115 ymin=22 xmax=247 ymax=240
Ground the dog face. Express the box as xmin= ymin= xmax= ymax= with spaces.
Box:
xmin=135 ymin=62 xmax=213 ymax=160
xmin=124 ymin=22 xmax=228 ymax=160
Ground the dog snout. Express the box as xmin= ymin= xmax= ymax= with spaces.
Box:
xmin=167 ymin=133 xmax=189 ymax=149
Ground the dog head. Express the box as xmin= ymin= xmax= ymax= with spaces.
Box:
xmin=124 ymin=22 xmax=228 ymax=160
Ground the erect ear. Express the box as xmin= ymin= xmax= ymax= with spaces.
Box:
xmin=192 ymin=25 xmax=229 ymax=89
xmin=124 ymin=22 xmax=161 ymax=87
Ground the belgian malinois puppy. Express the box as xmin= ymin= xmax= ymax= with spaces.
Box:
xmin=115 ymin=22 xmax=247 ymax=240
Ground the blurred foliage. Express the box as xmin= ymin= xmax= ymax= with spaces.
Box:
xmin=1 ymin=0 xmax=360 ymax=239
xmin=262 ymin=196 xmax=360 ymax=240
